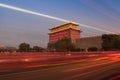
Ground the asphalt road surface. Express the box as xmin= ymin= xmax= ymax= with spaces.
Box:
xmin=0 ymin=57 xmax=120 ymax=80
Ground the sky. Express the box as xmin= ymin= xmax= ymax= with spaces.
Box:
xmin=0 ymin=0 xmax=120 ymax=48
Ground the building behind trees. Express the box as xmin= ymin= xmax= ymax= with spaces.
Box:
xmin=48 ymin=22 xmax=120 ymax=51
xmin=48 ymin=22 xmax=102 ymax=51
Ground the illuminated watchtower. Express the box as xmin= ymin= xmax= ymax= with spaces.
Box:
xmin=49 ymin=21 xmax=82 ymax=43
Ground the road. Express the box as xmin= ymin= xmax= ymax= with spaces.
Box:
xmin=0 ymin=56 xmax=120 ymax=80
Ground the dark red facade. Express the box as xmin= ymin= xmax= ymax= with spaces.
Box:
xmin=49 ymin=30 xmax=69 ymax=42
xmin=49 ymin=22 xmax=81 ymax=43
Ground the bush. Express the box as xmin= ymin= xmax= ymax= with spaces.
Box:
xmin=88 ymin=47 xmax=98 ymax=51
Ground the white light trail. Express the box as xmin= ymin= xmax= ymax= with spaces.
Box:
xmin=79 ymin=23 xmax=115 ymax=34
xmin=0 ymin=3 xmax=69 ymax=23
xmin=0 ymin=3 xmax=115 ymax=34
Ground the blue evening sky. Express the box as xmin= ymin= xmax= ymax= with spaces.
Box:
xmin=0 ymin=0 xmax=120 ymax=48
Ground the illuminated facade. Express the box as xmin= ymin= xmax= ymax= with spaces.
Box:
xmin=49 ymin=22 xmax=81 ymax=43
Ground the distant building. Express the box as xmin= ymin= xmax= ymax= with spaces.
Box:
xmin=0 ymin=45 xmax=5 ymax=49
xmin=49 ymin=22 xmax=82 ymax=43
xmin=48 ymin=22 xmax=102 ymax=51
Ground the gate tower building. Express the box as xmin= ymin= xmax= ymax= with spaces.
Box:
xmin=49 ymin=22 xmax=81 ymax=43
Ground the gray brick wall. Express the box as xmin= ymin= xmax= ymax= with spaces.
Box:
xmin=75 ymin=36 xmax=102 ymax=50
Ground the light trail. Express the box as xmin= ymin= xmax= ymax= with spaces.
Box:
xmin=0 ymin=3 xmax=69 ymax=23
xmin=78 ymin=23 xmax=115 ymax=34
xmin=0 ymin=3 xmax=115 ymax=34
xmin=62 ymin=63 xmax=119 ymax=80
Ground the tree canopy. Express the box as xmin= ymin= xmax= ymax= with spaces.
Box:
xmin=33 ymin=46 xmax=44 ymax=52
xmin=102 ymin=34 xmax=120 ymax=50
xmin=18 ymin=43 xmax=30 ymax=52
xmin=48 ymin=38 xmax=75 ymax=52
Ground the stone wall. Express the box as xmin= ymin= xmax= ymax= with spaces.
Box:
xmin=75 ymin=36 xmax=102 ymax=51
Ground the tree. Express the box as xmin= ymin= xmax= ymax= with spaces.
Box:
xmin=102 ymin=34 xmax=120 ymax=50
xmin=6 ymin=47 xmax=17 ymax=52
xmin=47 ymin=43 xmax=56 ymax=51
xmin=19 ymin=43 xmax=30 ymax=52
xmin=55 ymin=38 xmax=75 ymax=51
xmin=113 ymin=38 xmax=120 ymax=50
xmin=33 ymin=46 xmax=44 ymax=52
xmin=88 ymin=47 xmax=98 ymax=51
